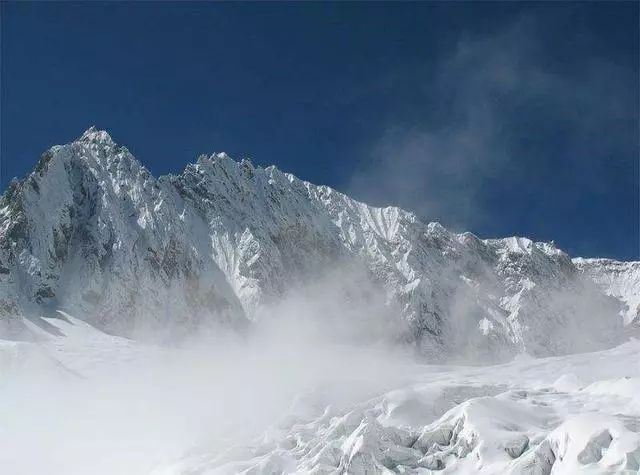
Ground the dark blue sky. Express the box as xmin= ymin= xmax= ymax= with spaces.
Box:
xmin=1 ymin=2 xmax=638 ymax=259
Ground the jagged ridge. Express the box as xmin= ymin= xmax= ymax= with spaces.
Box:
xmin=0 ymin=128 xmax=634 ymax=358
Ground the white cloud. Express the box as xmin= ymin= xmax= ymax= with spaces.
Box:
xmin=349 ymin=15 xmax=636 ymax=232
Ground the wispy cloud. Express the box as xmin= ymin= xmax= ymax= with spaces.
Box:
xmin=349 ymin=14 xmax=637 ymax=233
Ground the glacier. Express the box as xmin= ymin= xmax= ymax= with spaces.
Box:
xmin=1 ymin=312 xmax=639 ymax=474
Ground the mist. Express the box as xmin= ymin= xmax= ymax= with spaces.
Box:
xmin=1 ymin=254 xmax=631 ymax=474
xmin=0 ymin=265 xmax=422 ymax=475
xmin=348 ymin=13 xmax=637 ymax=238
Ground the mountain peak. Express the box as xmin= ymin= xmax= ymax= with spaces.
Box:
xmin=77 ymin=126 xmax=115 ymax=146
xmin=0 ymin=130 xmax=633 ymax=360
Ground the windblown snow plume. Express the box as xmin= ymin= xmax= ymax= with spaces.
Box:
xmin=0 ymin=129 xmax=638 ymax=475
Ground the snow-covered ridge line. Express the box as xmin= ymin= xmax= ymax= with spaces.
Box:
xmin=0 ymin=128 xmax=635 ymax=359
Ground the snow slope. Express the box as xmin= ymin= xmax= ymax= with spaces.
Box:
xmin=1 ymin=313 xmax=638 ymax=475
xmin=155 ymin=339 xmax=640 ymax=475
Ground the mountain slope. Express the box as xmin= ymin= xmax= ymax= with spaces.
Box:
xmin=574 ymin=258 xmax=640 ymax=326
xmin=0 ymin=128 xmax=245 ymax=339
xmin=0 ymin=129 xmax=632 ymax=358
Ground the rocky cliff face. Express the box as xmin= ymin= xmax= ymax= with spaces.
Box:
xmin=0 ymin=129 xmax=244 ymax=340
xmin=0 ymin=129 xmax=632 ymax=358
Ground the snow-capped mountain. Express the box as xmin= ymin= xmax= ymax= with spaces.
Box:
xmin=1 ymin=129 xmax=639 ymax=475
xmin=0 ymin=128 xmax=634 ymax=358
xmin=0 ymin=129 xmax=245 ymax=341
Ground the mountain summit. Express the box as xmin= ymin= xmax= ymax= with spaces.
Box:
xmin=0 ymin=129 xmax=636 ymax=359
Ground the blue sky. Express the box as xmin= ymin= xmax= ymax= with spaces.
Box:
xmin=1 ymin=2 xmax=638 ymax=259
